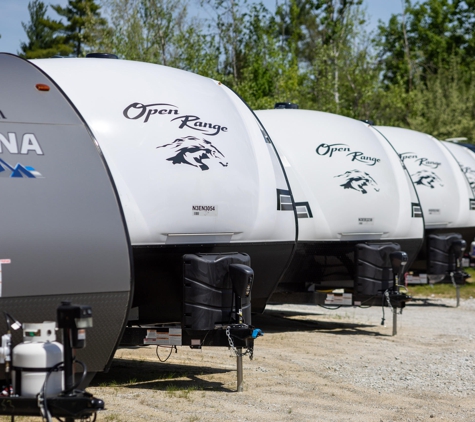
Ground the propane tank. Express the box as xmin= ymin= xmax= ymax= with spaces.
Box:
xmin=471 ymin=238 xmax=475 ymax=258
xmin=12 ymin=322 xmax=63 ymax=397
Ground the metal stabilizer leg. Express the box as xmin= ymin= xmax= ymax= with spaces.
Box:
xmin=392 ymin=307 xmax=397 ymax=336
xmin=237 ymin=348 xmax=243 ymax=392
xmin=450 ymin=272 xmax=461 ymax=308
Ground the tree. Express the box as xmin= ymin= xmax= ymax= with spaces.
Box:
xmin=52 ymin=0 xmax=107 ymax=56
xmin=96 ymin=0 xmax=208 ymax=69
xmin=376 ymin=0 xmax=475 ymax=89
xmin=19 ymin=0 xmax=71 ymax=58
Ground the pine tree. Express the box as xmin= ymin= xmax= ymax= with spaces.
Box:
xmin=19 ymin=0 xmax=71 ymax=58
xmin=52 ymin=0 xmax=107 ymax=57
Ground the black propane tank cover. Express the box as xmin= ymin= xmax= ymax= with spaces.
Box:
xmin=183 ymin=253 xmax=252 ymax=331
xmin=355 ymin=243 xmax=402 ymax=295
xmin=428 ymin=233 xmax=465 ymax=275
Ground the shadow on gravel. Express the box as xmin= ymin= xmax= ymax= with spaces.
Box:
xmin=253 ymin=311 xmax=388 ymax=337
xmin=406 ymin=298 xmax=455 ymax=308
xmin=91 ymin=357 xmax=234 ymax=392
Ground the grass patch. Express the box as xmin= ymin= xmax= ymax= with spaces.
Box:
xmin=165 ymin=384 xmax=201 ymax=399
xmin=406 ymin=278 xmax=475 ymax=299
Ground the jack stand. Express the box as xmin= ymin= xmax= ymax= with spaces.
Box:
xmin=392 ymin=307 xmax=397 ymax=336
xmin=450 ymin=272 xmax=461 ymax=308
xmin=237 ymin=348 xmax=243 ymax=392
xmin=389 ymin=251 xmax=408 ymax=337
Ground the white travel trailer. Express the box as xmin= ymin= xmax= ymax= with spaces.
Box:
xmin=375 ymin=127 xmax=474 ymax=283
xmin=443 ymin=141 xmax=475 ymax=196
xmin=255 ymin=108 xmax=425 ymax=308
xmin=0 ymin=53 xmax=296 ymax=376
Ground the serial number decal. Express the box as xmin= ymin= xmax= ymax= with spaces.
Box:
xmin=358 ymin=217 xmax=374 ymax=225
xmin=192 ymin=205 xmax=218 ymax=216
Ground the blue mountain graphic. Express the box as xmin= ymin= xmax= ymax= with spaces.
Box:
xmin=0 ymin=158 xmax=41 ymax=178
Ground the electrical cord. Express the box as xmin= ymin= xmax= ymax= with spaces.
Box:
xmin=155 ymin=345 xmax=176 ymax=363
xmin=62 ymin=358 xmax=87 ymax=394
xmin=38 ymin=361 xmax=64 ymax=422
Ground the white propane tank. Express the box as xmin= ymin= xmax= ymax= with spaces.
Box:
xmin=12 ymin=322 xmax=63 ymax=397
xmin=470 ymin=239 xmax=475 ymax=258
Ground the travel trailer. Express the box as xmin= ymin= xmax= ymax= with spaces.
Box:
xmin=255 ymin=108 xmax=425 ymax=308
xmin=0 ymin=53 xmax=295 ymax=378
xmin=375 ymin=127 xmax=474 ymax=284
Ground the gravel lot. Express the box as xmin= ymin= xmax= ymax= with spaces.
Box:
xmin=88 ymin=297 xmax=475 ymax=422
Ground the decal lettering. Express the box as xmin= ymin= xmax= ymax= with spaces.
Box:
xmin=400 ymin=152 xmax=441 ymax=169
xmin=346 ymin=151 xmax=380 ymax=166
xmin=123 ymin=102 xmax=229 ymax=136
xmin=192 ymin=205 xmax=216 ymax=211
xmin=0 ymin=133 xmax=44 ymax=155
xmin=358 ymin=217 xmax=374 ymax=225
xmin=414 ymin=157 xmax=441 ymax=169
xmin=316 ymin=143 xmax=350 ymax=157
xmin=316 ymin=143 xmax=380 ymax=166
xmin=0 ymin=110 xmax=6 ymax=119
xmin=171 ymin=115 xmax=228 ymax=136
xmin=192 ymin=205 xmax=218 ymax=216
xmin=399 ymin=152 xmax=417 ymax=162
xmin=123 ymin=103 xmax=179 ymax=122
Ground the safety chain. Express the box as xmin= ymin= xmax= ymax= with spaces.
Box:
xmin=450 ymin=272 xmax=456 ymax=288
xmin=225 ymin=326 xmax=254 ymax=360
xmin=384 ymin=290 xmax=394 ymax=313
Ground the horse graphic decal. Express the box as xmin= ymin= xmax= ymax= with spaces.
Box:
xmin=335 ymin=169 xmax=380 ymax=194
xmin=411 ymin=170 xmax=443 ymax=189
xmin=157 ymin=136 xmax=228 ymax=171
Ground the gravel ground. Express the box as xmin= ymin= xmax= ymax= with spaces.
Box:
xmin=85 ymin=297 xmax=475 ymax=422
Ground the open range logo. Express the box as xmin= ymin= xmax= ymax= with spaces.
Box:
xmin=335 ymin=169 xmax=380 ymax=194
xmin=399 ymin=152 xmax=441 ymax=169
xmin=157 ymin=136 xmax=228 ymax=171
xmin=316 ymin=143 xmax=380 ymax=166
xmin=0 ymin=158 xmax=42 ymax=178
xmin=411 ymin=170 xmax=443 ymax=188
xmin=123 ymin=102 xmax=228 ymax=136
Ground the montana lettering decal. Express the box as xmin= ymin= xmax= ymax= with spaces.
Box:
xmin=0 ymin=132 xmax=43 ymax=178
xmin=411 ymin=170 xmax=443 ymax=188
xmin=335 ymin=169 xmax=380 ymax=194
xmin=399 ymin=152 xmax=441 ymax=169
xmin=316 ymin=143 xmax=380 ymax=166
xmin=123 ymin=102 xmax=228 ymax=136
xmin=157 ymin=136 xmax=228 ymax=171
xmin=0 ymin=132 xmax=44 ymax=155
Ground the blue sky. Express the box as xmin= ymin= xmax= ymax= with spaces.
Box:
xmin=0 ymin=0 xmax=402 ymax=55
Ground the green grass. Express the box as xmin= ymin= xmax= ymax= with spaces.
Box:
xmin=406 ymin=274 xmax=475 ymax=299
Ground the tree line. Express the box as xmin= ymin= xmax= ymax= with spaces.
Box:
xmin=9 ymin=0 xmax=475 ymax=142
